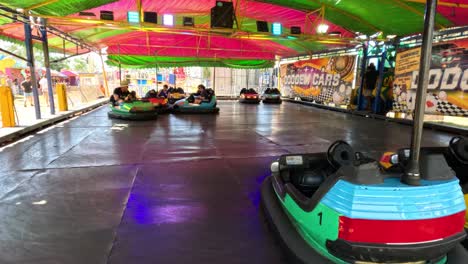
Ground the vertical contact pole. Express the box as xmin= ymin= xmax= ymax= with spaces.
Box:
xmin=402 ymin=0 xmax=437 ymax=186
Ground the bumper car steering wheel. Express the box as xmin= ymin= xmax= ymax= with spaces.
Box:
xmin=327 ymin=140 xmax=355 ymax=169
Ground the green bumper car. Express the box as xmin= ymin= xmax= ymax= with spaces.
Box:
xmin=108 ymin=100 xmax=158 ymax=120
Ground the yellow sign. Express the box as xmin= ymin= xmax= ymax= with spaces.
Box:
xmin=393 ymin=39 xmax=468 ymax=116
xmin=394 ymin=48 xmax=421 ymax=76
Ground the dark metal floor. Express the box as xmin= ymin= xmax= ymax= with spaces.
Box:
xmin=0 ymin=101 xmax=456 ymax=264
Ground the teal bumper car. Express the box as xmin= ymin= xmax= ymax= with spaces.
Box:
xmin=260 ymin=8 xmax=468 ymax=262
xmin=261 ymin=140 xmax=467 ymax=264
xmin=171 ymin=89 xmax=219 ymax=114
xmin=381 ymin=136 xmax=468 ymax=250
xmin=108 ymin=100 xmax=158 ymax=120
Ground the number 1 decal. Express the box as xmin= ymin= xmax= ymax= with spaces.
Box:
xmin=318 ymin=212 xmax=323 ymax=225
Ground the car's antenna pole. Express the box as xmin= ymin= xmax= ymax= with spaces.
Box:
xmin=402 ymin=0 xmax=437 ymax=186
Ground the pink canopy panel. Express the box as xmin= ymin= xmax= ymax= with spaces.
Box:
xmin=437 ymin=0 xmax=468 ymax=26
xmin=104 ymin=31 xmax=299 ymax=60
xmin=75 ymin=0 xmax=353 ymax=36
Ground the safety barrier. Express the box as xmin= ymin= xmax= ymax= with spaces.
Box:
xmin=56 ymin=83 xmax=68 ymax=111
xmin=0 ymin=86 xmax=16 ymax=127
xmin=66 ymin=85 xmax=106 ymax=107
xmin=284 ymin=98 xmax=468 ymax=136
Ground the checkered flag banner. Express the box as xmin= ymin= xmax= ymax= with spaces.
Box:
xmin=392 ymin=101 xmax=408 ymax=112
xmin=291 ymin=87 xmax=334 ymax=103
xmin=291 ymin=86 xmax=350 ymax=106
xmin=314 ymin=88 xmax=334 ymax=103
xmin=434 ymin=95 xmax=468 ymax=117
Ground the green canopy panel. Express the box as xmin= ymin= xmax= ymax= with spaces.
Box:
xmin=107 ymin=55 xmax=275 ymax=69
xmin=0 ymin=16 xmax=11 ymax=26
xmin=259 ymin=0 xmax=453 ymax=35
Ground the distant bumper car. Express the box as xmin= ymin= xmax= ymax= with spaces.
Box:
xmin=261 ymin=140 xmax=467 ymax=264
xmin=108 ymin=100 xmax=158 ymax=120
xmin=239 ymin=88 xmax=260 ymax=104
xmin=262 ymin=88 xmax=282 ymax=104
xmin=168 ymin=88 xmax=186 ymax=104
xmin=172 ymin=89 xmax=219 ymax=114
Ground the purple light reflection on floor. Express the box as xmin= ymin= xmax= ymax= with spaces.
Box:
xmin=126 ymin=193 xmax=207 ymax=225
xmin=249 ymin=172 xmax=271 ymax=209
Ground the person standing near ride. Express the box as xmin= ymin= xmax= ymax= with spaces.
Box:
xmin=21 ymin=76 xmax=34 ymax=107
xmin=39 ymin=76 xmax=50 ymax=107
xmin=12 ymin=78 xmax=19 ymax=95
xmin=363 ymin=63 xmax=378 ymax=111
xmin=110 ymin=80 xmax=131 ymax=106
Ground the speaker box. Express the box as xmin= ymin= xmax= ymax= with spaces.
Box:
xmin=144 ymin=12 xmax=158 ymax=24
xmin=256 ymin=21 xmax=269 ymax=32
xmin=183 ymin=17 xmax=194 ymax=26
xmin=79 ymin=12 xmax=95 ymax=17
xmin=291 ymin=26 xmax=301 ymax=34
xmin=328 ymin=31 xmax=342 ymax=36
xmin=100 ymin=11 xmax=114 ymax=21
xmin=210 ymin=1 xmax=234 ymax=29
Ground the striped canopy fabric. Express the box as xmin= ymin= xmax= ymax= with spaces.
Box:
xmin=0 ymin=0 xmax=466 ymax=68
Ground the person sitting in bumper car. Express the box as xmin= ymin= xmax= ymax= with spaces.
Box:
xmin=192 ymin=84 xmax=211 ymax=104
xmin=174 ymin=85 xmax=214 ymax=107
xmin=168 ymin=86 xmax=186 ymax=104
xmin=110 ymin=80 xmax=131 ymax=106
xmin=158 ymin=85 xmax=169 ymax=98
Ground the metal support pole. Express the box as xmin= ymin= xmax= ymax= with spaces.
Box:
xmin=373 ymin=50 xmax=387 ymax=114
xmin=118 ymin=45 xmax=122 ymax=83
xmin=357 ymin=44 xmax=368 ymax=110
xmin=155 ymin=67 xmax=158 ymax=92
xmin=402 ymin=0 xmax=437 ymax=186
xmin=24 ymin=21 xmax=41 ymax=119
xmin=230 ymin=68 xmax=233 ymax=96
xmin=40 ymin=18 xmax=56 ymax=115
xmin=99 ymin=52 xmax=110 ymax=96
xmin=213 ymin=67 xmax=216 ymax=92
xmin=277 ymin=59 xmax=281 ymax=91
xmin=136 ymin=0 xmax=143 ymax=23
xmin=246 ymin=69 xmax=249 ymax=88
xmin=119 ymin=63 xmax=122 ymax=83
